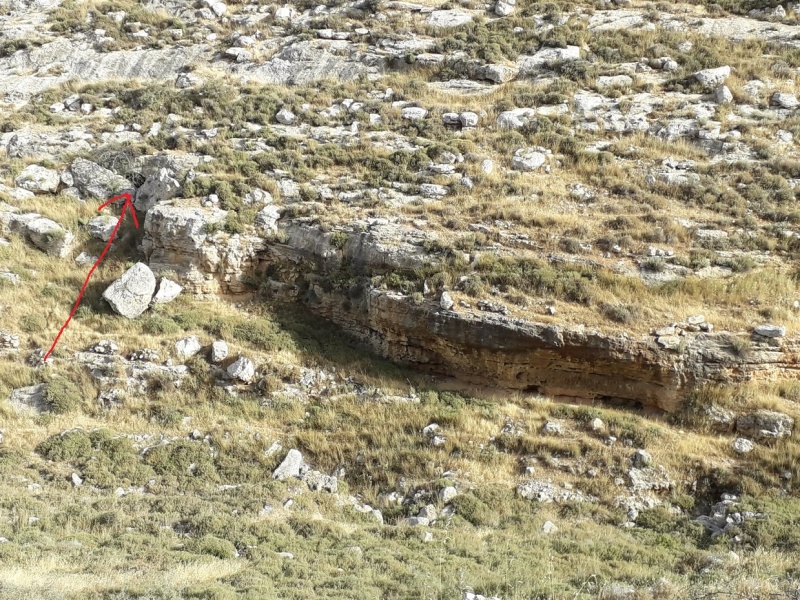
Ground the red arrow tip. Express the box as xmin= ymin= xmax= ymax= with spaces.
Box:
xmin=98 ymin=191 xmax=132 ymax=211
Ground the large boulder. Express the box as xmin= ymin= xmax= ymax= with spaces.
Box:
xmin=70 ymin=158 xmax=132 ymax=200
xmin=102 ymin=262 xmax=157 ymax=319
xmin=26 ymin=217 xmax=73 ymax=256
xmin=134 ymin=168 xmax=181 ymax=213
xmin=15 ymin=165 xmax=60 ymax=193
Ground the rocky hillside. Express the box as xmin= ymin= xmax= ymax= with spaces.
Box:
xmin=1 ymin=0 xmax=800 ymax=597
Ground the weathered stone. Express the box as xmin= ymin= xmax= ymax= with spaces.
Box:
xmin=26 ymin=217 xmax=73 ymax=257
xmin=227 ymin=356 xmax=255 ymax=382
xmin=694 ymin=66 xmax=731 ymax=89
xmin=479 ymin=64 xmax=518 ymax=84
xmin=596 ymin=75 xmax=633 ymax=89
xmin=731 ymin=438 xmax=754 ymax=454
xmin=542 ymin=420 xmax=563 ymax=435
xmin=632 ymin=449 xmax=652 ymax=468
xmin=303 ymin=470 xmax=338 ymax=493
xmin=0 ymin=331 xmax=20 ymax=351
xmin=175 ymin=72 xmax=203 ymax=89
xmin=542 ymin=520 xmax=558 ymax=534
xmin=754 ymin=324 xmax=786 ymax=338
xmin=276 ymin=108 xmax=296 ymax=124
xmin=439 ymin=486 xmax=458 ymax=503
xmin=426 ymin=10 xmax=473 ymax=29
xmin=460 ymin=112 xmax=479 ymax=127
xmin=440 ymin=292 xmax=454 ymax=310
xmin=8 ymin=384 xmax=48 ymax=413
xmin=89 ymin=340 xmax=118 ymax=355
xmin=628 ymin=465 xmax=672 ymax=492
xmin=255 ymin=205 xmax=281 ymax=232
xmin=102 ymin=263 xmax=156 ymax=319
xmin=772 ymin=92 xmax=799 ymax=109
xmin=273 ymin=448 xmax=304 ymax=480
xmin=175 ymin=336 xmax=202 ymax=358
xmin=134 ymin=168 xmax=181 ymax=213
xmin=497 ymin=108 xmax=536 ymax=129
xmin=15 ymin=165 xmax=59 ymax=193
xmin=400 ymin=516 xmax=429 ymax=527
xmin=401 ymin=107 xmax=428 ymax=120
xmin=151 ymin=277 xmax=183 ymax=304
xmin=518 ymin=46 xmax=580 ymax=74
xmin=416 ymin=504 xmax=436 ymax=521
xmin=87 ymin=215 xmax=118 ymax=242
xmin=512 ymin=148 xmax=547 ymax=171
xmin=705 ymin=405 xmax=736 ymax=431
xmin=736 ymin=410 xmax=794 ymax=440
xmin=715 ymin=85 xmax=733 ymax=104
xmin=495 ymin=0 xmax=515 ymax=16
xmin=210 ymin=340 xmax=229 ymax=363
xmin=420 ymin=183 xmax=448 ymax=197
xmin=70 ymin=158 xmax=132 ymax=200
xmin=517 ymin=480 xmax=593 ymax=503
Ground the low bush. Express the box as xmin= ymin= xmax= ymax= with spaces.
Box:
xmin=43 ymin=378 xmax=82 ymax=414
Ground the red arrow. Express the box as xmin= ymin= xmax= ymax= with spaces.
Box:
xmin=43 ymin=192 xmax=139 ymax=362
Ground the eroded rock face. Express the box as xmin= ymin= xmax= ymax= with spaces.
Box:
xmin=134 ymin=168 xmax=181 ymax=213
xmin=102 ymin=262 xmax=157 ymax=319
xmin=141 ymin=215 xmax=800 ymax=411
xmin=142 ymin=202 xmax=266 ymax=294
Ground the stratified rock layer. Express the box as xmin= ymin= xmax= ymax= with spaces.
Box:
xmin=141 ymin=213 xmax=800 ymax=412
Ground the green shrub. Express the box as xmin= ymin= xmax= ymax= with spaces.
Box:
xmin=188 ymin=535 xmax=237 ymax=559
xmin=600 ymin=303 xmax=640 ymax=325
xmin=38 ymin=429 xmax=92 ymax=462
xmin=20 ymin=314 xmax=46 ymax=333
xmin=452 ymin=494 xmax=499 ymax=527
xmin=329 ymin=231 xmax=349 ymax=250
xmin=144 ymin=439 xmax=219 ymax=484
xmin=43 ymin=378 xmax=82 ymax=414
xmin=142 ymin=315 xmax=181 ymax=335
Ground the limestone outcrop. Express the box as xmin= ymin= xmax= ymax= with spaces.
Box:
xmin=141 ymin=211 xmax=800 ymax=412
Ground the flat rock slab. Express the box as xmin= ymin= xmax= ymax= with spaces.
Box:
xmin=426 ymin=9 xmax=473 ymax=28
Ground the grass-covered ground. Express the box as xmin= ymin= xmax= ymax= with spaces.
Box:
xmin=2 ymin=0 xmax=800 ymax=596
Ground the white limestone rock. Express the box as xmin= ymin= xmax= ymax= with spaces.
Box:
xmin=151 ymin=277 xmax=183 ymax=304
xmin=227 ymin=356 xmax=255 ymax=382
xmin=102 ymin=263 xmax=157 ymax=319
xmin=426 ymin=10 xmax=473 ymax=29
xmin=210 ymin=340 xmax=229 ymax=363
xmin=15 ymin=165 xmax=60 ymax=193
xmin=87 ymin=215 xmax=118 ymax=242
xmin=175 ymin=336 xmax=202 ymax=358
xmin=693 ymin=66 xmax=731 ymax=89
xmin=26 ymin=218 xmax=73 ymax=257
xmin=511 ymin=148 xmax=547 ymax=171
xmin=273 ymin=448 xmax=304 ymax=480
